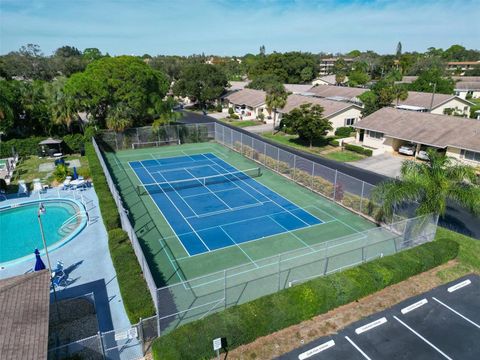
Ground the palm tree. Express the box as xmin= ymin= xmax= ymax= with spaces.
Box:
xmin=265 ymin=84 xmax=287 ymax=132
xmin=393 ymin=84 xmax=408 ymax=106
xmin=372 ymin=149 xmax=480 ymax=220
xmin=106 ymin=103 xmax=133 ymax=132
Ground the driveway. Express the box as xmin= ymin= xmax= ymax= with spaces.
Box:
xmin=349 ymin=153 xmax=409 ymax=178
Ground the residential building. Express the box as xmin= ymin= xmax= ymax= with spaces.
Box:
xmin=353 ymin=107 xmax=480 ymax=166
xmin=311 ymin=74 xmax=348 ymax=86
xmin=283 ymin=84 xmax=314 ymax=94
xmin=224 ymin=89 xmax=362 ymax=134
xmin=446 ymin=61 xmax=480 ymax=75
xmin=454 ymin=82 xmax=480 ymax=99
xmin=395 ymin=91 xmax=472 ymax=116
xmin=319 ymin=58 xmax=354 ymax=75
xmin=278 ymin=94 xmax=363 ymax=134
xmin=308 ymin=84 xmax=367 ymax=105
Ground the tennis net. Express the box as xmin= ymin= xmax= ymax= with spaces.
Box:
xmin=136 ymin=167 xmax=262 ymax=195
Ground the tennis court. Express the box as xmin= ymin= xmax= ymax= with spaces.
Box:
xmin=129 ymin=153 xmax=323 ymax=256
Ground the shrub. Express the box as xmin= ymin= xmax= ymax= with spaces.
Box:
xmin=53 ymin=164 xmax=71 ymax=182
xmin=108 ymin=229 xmax=156 ymax=321
xmin=63 ymin=134 xmax=85 ymax=153
xmin=229 ymin=113 xmax=239 ymax=120
xmin=0 ymin=136 xmax=46 ymax=158
xmin=215 ymin=104 xmax=223 ymax=112
xmin=228 ymin=107 xmax=234 ymax=115
xmin=329 ymin=139 xmax=340 ymax=147
xmin=334 ymin=126 xmax=355 ymax=138
xmin=152 ymin=239 xmax=458 ymax=360
xmin=84 ymin=143 xmax=120 ymax=230
xmin=345 ymin=143 xmax=373 ymax=156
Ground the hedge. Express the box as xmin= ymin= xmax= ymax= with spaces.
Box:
xmin=334 ymin=126 xmax=355 ymax=138
xmin=84 ymin=143 xmax=120 ymax=230
xmin=345 ymin=143 xmax=373 ymax=156
xmin=152 ymin=238 xmax=459 ymax=360
xmin=329 ymin=139 xmax=340 ymax=147
xmin=108 ymin=229 xmax=156 ymax=321
xmin=0 ymin=134 xmax=85 ymax=158
xmin=85 ymin=142 xmax=155 ymax=322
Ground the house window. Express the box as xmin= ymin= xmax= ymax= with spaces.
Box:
xmin=345 ymin=118 xmax=356 ymax=126
xmin=460 ymin=149 xmax=480 ymax=163
xmin=367 ymin=130 xmax=384 ymax=139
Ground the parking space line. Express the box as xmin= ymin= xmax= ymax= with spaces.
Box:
xmin=401 ymin=298 xmax=428 ymax=314
xmin=355 ymin=317 xmax=387 ymax=334
xmin=298 ymin=340 xmax=335 ymax=360
xmin=447 ymin=279 xmax=471 ymax=293
xmin=344 ymin=336 xmax=372 ymax=360
xmin=432 ymin=297 xmax=480 ymax=329
xmin=393 ymin=316 xmax=453 ymax=360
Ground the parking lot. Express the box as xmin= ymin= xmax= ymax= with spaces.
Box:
xmin=278 ymin=275 xmax=480 ymax=360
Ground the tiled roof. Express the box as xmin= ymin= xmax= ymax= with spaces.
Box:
xmin=225 ymin=88 xmax=266 ymax=107
xmin=0 ymin=270 xmax=50 ymax=360
xmin=454 ymin=82 xmax=480 ymax=90
xmin=354 ymin=107 xmax=480 ymax=152
xmin=279 ymin=94 xmax=361 ymax=118
xmin=283 ymin=84 xmax=314 ymax=94
xmin=397 ymin=91 xmax=469 ymax=110
xmin=308 ymin=85 xmax=367 ymax=100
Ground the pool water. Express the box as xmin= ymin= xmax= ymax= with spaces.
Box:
xmin=0 ymin=200 xmax=86 ymax=264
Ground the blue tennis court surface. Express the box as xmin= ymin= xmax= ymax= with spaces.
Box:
xmin=129 ymin=153 xmax=323 ymax=256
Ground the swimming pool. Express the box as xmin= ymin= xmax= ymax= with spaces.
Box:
xmin=0 ymin=199 xmax=88 ymax=265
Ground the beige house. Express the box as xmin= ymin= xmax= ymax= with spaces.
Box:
xmin=454 ymin=82 xmax=480 ymax=100
xmin=278 ymin=95 xmax=363 ymax=135
xmin=353 ymin=108 xmax=480 ymax=166
xmin=319 ymin=58 xmax=354 ymax=75
xmin=395 ymin=91 xmax=473 ymax=116
xmin=311 ymin=75 xmax=348 ymax=86
xmin=224 ymin=89 xmax=362 ymax=133
xmin=283 ymin=84 xmax=314 ymax=94
xmin=446 ymin=61 xmax=480 ymax=75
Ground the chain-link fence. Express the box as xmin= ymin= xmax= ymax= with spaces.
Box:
xmin=90 ymin=123 xmax=438 ymax=342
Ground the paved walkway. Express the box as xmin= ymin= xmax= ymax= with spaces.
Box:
xmin=0 ymin=187 xmax=142 ymax=360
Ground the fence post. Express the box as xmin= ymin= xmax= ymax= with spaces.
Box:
xmin=138 ymin=318 xmax=144 ymax=351
xmin=223 ymin=270 xmax=227 ymax=309
xmin=231 ymin=128 xmax=233 ymax=148
xmin=359 ymin=181 xmax=365 ymax=213
xmin=333 ymin=170 xmax=338 ymax=200
xmin=293 ymin=155 xmax=296 ymax=180
xmin=276 ymin=147 xmax=280 ymax=172
xmin=311 ymin=163 xmax=315 ymax=190
xmin=136 ymin=127 xmax=140 ymax=144
xmin=156 ymin=291 xmax=161 ymax=337
xmin=222 ymin=124 xmax=225 ymax=144
xmin=264 ymin=142 xmax=267 ymax=165
xmin=196 ymin=123 xmax=200 ymax=142
xmin=241 ymin=132 xmax=243 ymax=154
xmin=98 ymin=331 xmax=106 ymax=360
xmin=277 ymin=255 xmax=281 ymax=291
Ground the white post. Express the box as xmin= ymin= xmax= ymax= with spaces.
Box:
xmin=293 ymin=155 xmax=296 ymax=180
xmin=311 ymin=164 xmax=315 ymax=190
xmin=333 ymin=170 xmax=338 ymax=200
xmin=360 ymin=181 xmax=365 ymax=212
xmin=264 ymin=142 xmax=267 ymax=164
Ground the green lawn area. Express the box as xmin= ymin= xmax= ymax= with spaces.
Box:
xmin=262 ymin=133 xmax=366 ymax=162
xmin=8 ymin=154 xmax=89 ymax=192
xmin=220 ymin=119 xmax=264 ymax=128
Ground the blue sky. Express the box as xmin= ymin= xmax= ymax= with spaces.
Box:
xmin=1 ymin=0 xmax=479 ymax=56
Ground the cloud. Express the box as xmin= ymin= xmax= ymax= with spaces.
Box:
xmin=0 ymin=0 xmax=479 ymax=55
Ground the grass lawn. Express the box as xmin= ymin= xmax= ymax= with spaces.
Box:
xmin=8 ymin=154 xmax=89 ymax=192
xmin=262 ymin=132 xmax=366 ymax=162
xmin=323 ymin=150 xmax=366 ymax=162
xmin=220 ymin=119 xmax=264 ymax=128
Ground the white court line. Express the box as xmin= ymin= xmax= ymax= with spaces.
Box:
xmin=355 ymin=317 xmax=387 ymax=334
xmin=310 ymin=205 xmax=363 ymax=234
xmin=218 ymin=226 xmax=259 ymax=268
xmin=393 ymin=316 xmax=453 ymax=360
xmin=206 ymin=153 xmax=314 ymax=228
xmin=448 ymin=279 xmax=471 ymax=293
xmin=184 ymin=168 xmax=233 ymax=211
xmin=267 ymin=215 xmax=315 ymax=251
xmin=184 ymin=201 xmax=270 ymax=219
xmin=136 ymin=161 xmax=211 ymax=254
xmin=127 ymin=162 xmax=188 ymax=284
xmin=344 ymin=336 xmax=372 ymax=360
xmin=432 ymin=297 xmax=480 ymax=329
xmin=401 ymin=299 xmax=428 ymax=314
xmin=298 ymin=340 xmax=335 ymax=360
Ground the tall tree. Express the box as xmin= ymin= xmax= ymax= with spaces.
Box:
xmin=172 ymin=63 xmax=228 ymax=109
xmin=409 ymin=68 xmax=454 ymax=94
xmin=282 ymin=103 xmax=332 ymax=148
xmin=265 ymin=83 xmax=288 ymax=132
xmin=64 ymin=56 xmax=169 ymax=127
xmin=396 ymin=42 xmax=402 ymax=58
xmin=246 ymin=73 xmax=282 ymax=91
xmin=259 ymin=45 xmax=266 ymax=56
xmin=393 ymin=84 xmax=409 ymax=106
xmin=105 ymin=103 xmax=133 ymax=132
xmin=372 ymin=150 xmax=480 ymax=219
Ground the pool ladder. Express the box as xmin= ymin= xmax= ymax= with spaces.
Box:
xmin=57 ymin=211 xmax=87 ymax=236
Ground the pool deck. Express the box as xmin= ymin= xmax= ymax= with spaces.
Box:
xmin=0 ymin=187 xmax=142 ymax=360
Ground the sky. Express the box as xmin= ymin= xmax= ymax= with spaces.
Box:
xmin=0 ymin=0 xmax=479 ymax=56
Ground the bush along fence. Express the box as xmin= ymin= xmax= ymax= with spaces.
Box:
xmin=214 ymin=122 xmax=380 ymax=219
xmin=152 ymin=238 xmax=459 ymax=360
